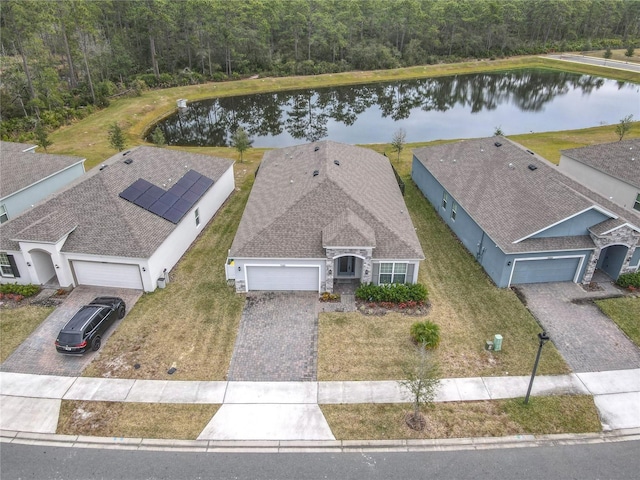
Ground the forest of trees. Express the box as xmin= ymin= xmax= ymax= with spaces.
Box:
xmin=1 ymin=0 xmax=639 ymax=140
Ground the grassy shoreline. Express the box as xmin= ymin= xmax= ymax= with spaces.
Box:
xmin=46 ymin=55 xmax=640 ymax=169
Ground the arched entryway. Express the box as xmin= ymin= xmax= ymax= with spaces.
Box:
xmin=29 ymin=250 xmax=58 ymax=286
xmin=596 ymin=244 xmax=629 ymax=280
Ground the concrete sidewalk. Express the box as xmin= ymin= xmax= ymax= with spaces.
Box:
xmin=2 ymin=369 xmax=639 ymax=440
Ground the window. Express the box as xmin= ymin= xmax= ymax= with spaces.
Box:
xmin=441 ymin=192 xmax=449 ymax=210
xmin=451 ymin=202 xmax=458 ymax=221
xmin=195 ymin=208 xmax=200 ymax=227
xmin=0 ymin=253 xmax=14 ymax=277
xmin=634 ymin=193 xmax=640 ymax=212
xmin=379 ymin=262 xmax=408 ymax=284
xmin=0 ymin=205 xmax=8 ymax=224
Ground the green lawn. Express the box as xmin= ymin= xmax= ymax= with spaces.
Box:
xmin=0 ymin=306 xmax=54 ymax=363
xmin=595 ymin=297 xmax=640 ymax=347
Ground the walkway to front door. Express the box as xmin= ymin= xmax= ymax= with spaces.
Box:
xmin=227 ymin=292 xmax=318 ymax=381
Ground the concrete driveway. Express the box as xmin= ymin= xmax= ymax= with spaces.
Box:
xmin=516 ymin=281 xmax=640 ymax=373
xmin=227 ymin=292 xmax=318 ymax=382
xmin=1 ymin=286 xmax=142 ymax=377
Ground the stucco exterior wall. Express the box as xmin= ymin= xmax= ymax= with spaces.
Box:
xmin=559 ymin=154 xmax=639 ymax=212
xmin=1 ymin=162 xmax=85 ymax=221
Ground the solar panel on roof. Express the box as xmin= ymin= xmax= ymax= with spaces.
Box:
xmin=148 ymin=201 xmax=171 ymax=216
xmin=119 ymin=170 xmax=215 ymax=224
xmin=162 ymin=207 xmax=183 ymax=224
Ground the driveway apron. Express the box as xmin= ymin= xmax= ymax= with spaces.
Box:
xmin=1 ymin=286 xmax=142 ymax=377
xmin=516 ymin=281 xmax=640 ymax=373
xmin=227 ymin=292 xmax=318 ymax=381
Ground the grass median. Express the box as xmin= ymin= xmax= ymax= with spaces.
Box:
xmin=321 ymin=395 xmax=601 ymax=440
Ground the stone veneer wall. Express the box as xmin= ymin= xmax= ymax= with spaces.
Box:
xmin=583 ymin=226 xmax=640 ymax=283
xmin=324 ymin=247 xmax=373 ymax=293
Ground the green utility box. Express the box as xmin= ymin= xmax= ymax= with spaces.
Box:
xmin=493 ymin=334 xmax=503 ymax=352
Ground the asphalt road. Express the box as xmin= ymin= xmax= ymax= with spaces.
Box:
xmin=2 ymin=441 xmax=639 ymax=480
xmin=546 ymin=54 xmax=640 ymax=73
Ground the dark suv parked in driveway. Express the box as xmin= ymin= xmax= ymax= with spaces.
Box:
xmin=55 ymin=297 xmax=126 ymax=354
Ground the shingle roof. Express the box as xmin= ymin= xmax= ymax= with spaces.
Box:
xmin=230 ymin=141 xmax=424 ymax=260
xmin=0 ymin=142 xmax=84 ymax=198
xmin=413 ymin=137 xmax=640 ymax=254
xmin=0 ymin=147 xmax=234 ymax=257
xmin=1 ymin=141 xmax=37 ymax=153
xmin=561 ymin=138 xmax=640 ymax=188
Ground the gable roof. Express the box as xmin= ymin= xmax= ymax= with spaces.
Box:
xmin=561 ymin=138 xmax=640 ymax=188
xmin=0 ymin=142 xmax=85 ymax=198
xmin=230 ymin=141 xmax=424 ymax=260
xmin=1 ymin=141 xmax=37 ymax=153
xmin=413 ymin=137 xmax=640 ymax=253
xmin=0 ymin=147 xmax=233 ymax=257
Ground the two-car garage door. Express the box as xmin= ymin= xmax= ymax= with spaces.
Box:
xmin=511 ymin=256 xmax=582 ymax=285
xmin=246 ymin=265 xmax=320 ymax=291
xmin=72 ymin=261 xmax=143 ymax=290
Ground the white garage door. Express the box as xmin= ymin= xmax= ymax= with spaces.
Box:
xmin=246 ymin=265 xmax=319 ymax=291
xmin=72 ymin=261 xmax=143 ymax=290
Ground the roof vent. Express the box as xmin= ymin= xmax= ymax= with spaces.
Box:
xmin=99 ymin=164 xmax=108 ymax=171
xmin=526 ymin=150 xmax=535 ymax=155
xmin=313 ymin=170 xmax=319 ymax=177
xmin=494 ymin=142 xmax=502 ymax=147
xmin=527 ymin=164 xmax=537 ymax=171
xmin=334 ymin=160 xmax=340 ymax=166
xmin=314 ymin=146 xmax=320 ymax=152
xmin=124 ymin=158 xmax=133 ymax=165
xmin=122 ymin=150 xmax=131 ymax=156
xmin=508 ymin=163 xmax=515 ymax=169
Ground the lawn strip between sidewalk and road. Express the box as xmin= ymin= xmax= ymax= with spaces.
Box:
xmin=320 ymin=395 xmax=601 ymax=440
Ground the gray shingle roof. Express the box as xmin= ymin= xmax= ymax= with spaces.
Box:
xmin=0 ymin=147 xmax=234 ymax=257
xmin=0 ymin=142 xmax=84 ymax=198
xmin=1 ymin=141 xmax=37 ymax=153
xmin=230 ymin=141 xmax=424 ymax=260
xmin=413 ymin=137 xmax=640 ymax=254
xmin=561 ymin=138 xmax=640 ymax=188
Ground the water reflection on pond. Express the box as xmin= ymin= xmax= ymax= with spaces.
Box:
xmin=154 ymin=70 xmax=639 ymax=147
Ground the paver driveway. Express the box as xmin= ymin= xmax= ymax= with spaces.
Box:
xmin=516 ymin=281 xmax=640 ymax=373
xmin=227 ymin=292 xmax=318 ymax=381
xmin=1 ymin=286 xmax=142 ymax=377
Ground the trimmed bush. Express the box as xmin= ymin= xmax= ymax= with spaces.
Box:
xmin=355 ymin=283 xmax=428 ymax=303
xmin=616 ymin=272 xmax=640 ymax=289
xmin=0 ymin=283 xmax=40 ymax=297
xmin=410 ymin=321 xmax=441 ymax=349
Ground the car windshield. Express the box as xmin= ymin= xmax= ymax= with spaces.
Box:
xmin=57 ymin=332 xmax=82 ymax=345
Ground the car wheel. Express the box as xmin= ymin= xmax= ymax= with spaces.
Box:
xmin=118 ymin=305 xmax=126 ymax=319
xmin=91 ymin=337 xmax=101 ymax=351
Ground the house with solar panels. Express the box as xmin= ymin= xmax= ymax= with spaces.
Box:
xmin=0 ymin=146 xmax=234 ymax=291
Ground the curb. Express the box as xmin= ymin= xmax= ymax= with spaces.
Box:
xmin=2 ymin=428 xmax=639 ymax=453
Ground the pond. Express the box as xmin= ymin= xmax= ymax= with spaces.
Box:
xmin=153 ymin=69 xmax=639 ymax=147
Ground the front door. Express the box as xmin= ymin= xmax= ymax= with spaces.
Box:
xmin=338 ymin=256 xmax=355 ymax=276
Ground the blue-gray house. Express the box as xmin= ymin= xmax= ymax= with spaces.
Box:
xmin=412 ymin=137 xmax=640 ymax=287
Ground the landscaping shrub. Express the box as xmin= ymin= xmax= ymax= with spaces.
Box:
xmin=410 ymin=320 xmax=441 ymax=349
xmin=355 ymin=283 xmax=428 ymax=303
xmin=0 ymin=283 xmax=40 ymax=297
xmin=616 ymin=272 xmax=640 ymax=289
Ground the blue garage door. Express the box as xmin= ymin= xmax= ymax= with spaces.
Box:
xmin=511 ymin=257 xmax=581 ymax=285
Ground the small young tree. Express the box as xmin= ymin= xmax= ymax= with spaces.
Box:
xmin=604 ymin=46 xmax=612 ymax=59
xmin=231 ymin=127 xmax=252 ymax=163
xmin=398 ymin=344 xmax=441 ymax=431
xmin=615 ymin=114 xmax=634 ymax=141
xmin=493 ymin=126 xmax=504 ymax=136
xmin=151 ymin=127 xmax=166 ymax=147
xmin=625 ymin=45 xmax=635 ymax=58
xmin=34 ymin=123 xmax=52 ymax=151
xmin=390 ymin=128 xmax=406 ymax=163
xmin=108 ymin=122 xmax=127 ymax=151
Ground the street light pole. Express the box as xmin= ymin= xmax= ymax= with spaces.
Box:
xmin=524 ymin=331 xmax=550 ymax=405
